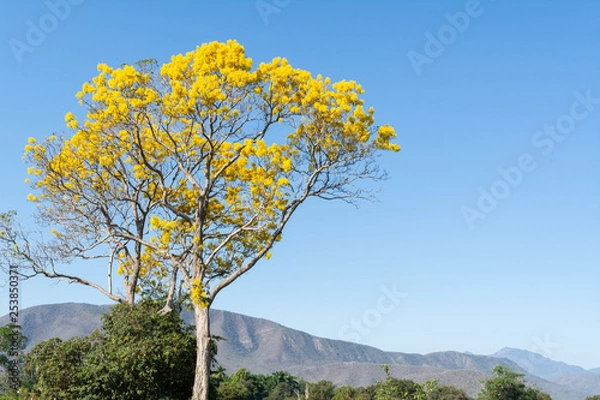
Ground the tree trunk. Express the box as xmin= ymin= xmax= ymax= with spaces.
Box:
xmin=192 ymin=305 xmax=211 ymax=400
xmin=125 ymin=281 xmax=135 ymax=304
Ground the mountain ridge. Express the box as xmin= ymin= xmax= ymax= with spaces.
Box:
xmin=491 ymin=347 xmax=600 ymax=381
xmin=0 ymin=303 xmax=597 ymax=400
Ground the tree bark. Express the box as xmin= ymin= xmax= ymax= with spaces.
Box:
xmin=192 ymin=305 xmax=211 ymax=400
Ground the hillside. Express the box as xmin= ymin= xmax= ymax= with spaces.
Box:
xmin=0 ymin=303 xmax=595 ymax=400
xmin=554 ymin=374 xmax=600 ymax=395
xmin=489 ymin=347 xmax=600 ymax=398
xmin=491 ymin=347 xmax=592 ymax=381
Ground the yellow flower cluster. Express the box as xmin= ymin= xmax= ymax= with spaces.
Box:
xmin=191 ymin=278 xmax=209 ymax=307
xmin=23 ymin=40 xmax=399 ymax=298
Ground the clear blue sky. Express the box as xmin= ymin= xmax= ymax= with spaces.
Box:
xmin=1 ymin=0 xmax=599 ymax=369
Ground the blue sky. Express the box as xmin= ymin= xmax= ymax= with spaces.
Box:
xmin=1 ymin=0 xmax=599 ymax=369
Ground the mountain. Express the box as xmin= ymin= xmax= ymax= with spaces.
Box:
xmin=491 ymin=347 xmax=598 ymax=381
xmin=490 ymin=348 xmax=600 ymax=397
xmin=0 ymin=303 xmax=594 ymax=400
xmin=389 ymin=351 xmax=513 ymax=374
xmin=207 ymin=308 xmax=395 ymax=372
xmin=554 ymin=374 xmax=600 ymax=395
xmin=9 ymin=303 xmax=111 ymax=351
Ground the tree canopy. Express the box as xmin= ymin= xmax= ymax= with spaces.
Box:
xmin=3 ymin=40 xmax=398 ymax=309
xmin=478 ymin=366 xmax=551 ymax=400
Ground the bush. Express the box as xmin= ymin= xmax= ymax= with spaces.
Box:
xmin=428 ymin=385 xmax=472 ymax=400
xmin=478 ymin=366 xmax=551 ymax=400
xmin=24 ymin=301 xmax=196 ymax=400
xmin=309 ymin=380 xmax=336 ymax=400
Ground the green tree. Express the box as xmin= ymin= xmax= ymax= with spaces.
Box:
xmin=0 ymin=324 xmax=26 ymax=369
xmin=210 ymin=365 xmax=229 ymax=400
xmin=355 ymin=386 xmax=375 ymax=400
xmin=247 ymin=372 xmax=278 ymax=400
xmin=586 ymin=396 xmax=600 ymax=400
xmin=217 ymin=380 xmax=253 ymax=400
xmin=79 ymin=301 xmax=196 ymax=399
xmin=478 ymin=366 xmax=551 ymax=400
xmin=266 ymin=382 xmax=299 ymax=400
xmin=375 ymin=377 xmax=422 ymax=400
xmin=333 ymin=386 xmax=357 ymax=400
xmin=428 ymin=385 xmax=472 ymax=400
xmin=308 ymin=380 xmax=336 ymax=400
xmin=220 ymin=369 xmax=265 ymax=400
xmin=23 ymin=336 xmax=91 ymax=400
xmin=0 ymin=324 xmax=27 ymax=395
xmin=374 ymin=365 xmax=421 ymax=400
xmin=24 ymin=301 xmax=195 ymax=400
xmin=267 ymin=371 xmax=301 ymax=393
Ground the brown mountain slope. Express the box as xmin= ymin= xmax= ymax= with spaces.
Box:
xmin=388 ymin=351 xmax=511 ymax=374
xmin=554 ymin=374 xmax=600 ymax=396
xmin=2 ymin=303 xmax=111 ymax=350
xmin=207 ymin=309 xmax=396 ymax=372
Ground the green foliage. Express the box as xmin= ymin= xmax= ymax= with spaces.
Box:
xmin=478 ymin=366 xmax=551 ymax=400
xmin=376 ymin=376 xmax=427 ymax=400
xmin=15 ymin=330 xmax=554 ymax=400
xmin=370 ymin=364 xmax=472 ymax=400
xmin=0 ymin=390 xmax=34 ymax=400
xmin=217 ymin=368 xmax=268 ymax=400
xmin=210 ymin=369 xmax=305 ymax=400
xmin=586 ymin=396 xmax=600 ymax=400
xmin=264 ymin=371 xmax=302 ymax=400
xmin=218 ymin=380 xmax=254 ymax=400
xmin=0 ymin=324 xmax=27 ymax=394
xmin=24 ymin=301 xmax=195 ymax=400
xmin=0 ymin=324 xmax=26 ymax=370
xmin=210 ymin=365 xmax=229 ymax=400
xmin=266 ymin=382 xmax=299 ymax=400
xmin=374 ymin=368 xmax=422 ymax=400
xmin=332 ymin=386 xmax=379 ymax=400
xmin=356 ymin=387 xmax=376 ymax=400
xmin=268 ymin=371 xmax=301 ymax=391
xmin=309 ymin=380 xmax=337 ymax=400
xmin=333 ymin=386 xmax=357 ymax=400
xmin=24 ymin=335 xmax=91 ymax=399
xmin=428 ymin=385 xmax=472 ymax=400
xmin=80 ymin=301 xmax=196 ymax=399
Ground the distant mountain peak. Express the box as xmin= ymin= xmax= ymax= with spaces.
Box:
xmin=491 ymin=347 xmax=592 ymax=382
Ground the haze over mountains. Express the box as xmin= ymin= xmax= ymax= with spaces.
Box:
xmin=489 ymin=348 xmax=600 ymax=398
xmin=1 ymin=303 xmax=599 ymax=400
xmin=491 ymin=347 xmax=600 ymax=382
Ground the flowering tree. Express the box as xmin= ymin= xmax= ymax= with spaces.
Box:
xmin=0 ymin=41 xmax=399 ymax=400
